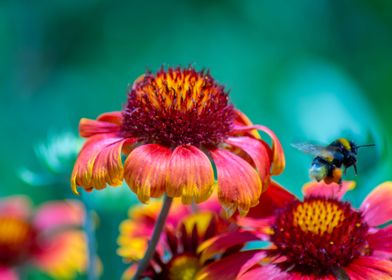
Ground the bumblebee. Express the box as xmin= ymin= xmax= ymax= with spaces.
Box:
xmin=292 ymin=138 xmax=374 ymax=184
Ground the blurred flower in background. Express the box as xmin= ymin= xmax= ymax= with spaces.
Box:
xmin=19 ymin=132 xmax=83 ymax=188
xmin=0 ymin=196 xmax=88 ymax=279
xmin=198 ymin=181 xmax=392 ymax=279
xmin=71 ymin=66 xmax=285 ymax=216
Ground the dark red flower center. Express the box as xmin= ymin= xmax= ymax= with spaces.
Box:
xmin=270 ymin=197 xmax=369 ymax=276
xmin=121 ymin=67 xmax=234 ymax=147
xmin=0 ymin=217 xmax=37 ymax=266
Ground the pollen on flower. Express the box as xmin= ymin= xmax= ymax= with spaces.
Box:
xmin=270 ymin=197 xmax=369 ymax=275
xmin=121 ymin=67 xmax=234 ymax=147
xmin=292 ymin=200 xmax=345 ymax=235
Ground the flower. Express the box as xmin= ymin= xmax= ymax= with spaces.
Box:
xmin=117 ymin=197 xmax=233 ymax=279
xmin=0 ymin=196 xmax=88 ymax=279
xmin=71 ymin=66 xmax=285 ymax=216
xmin=197 ymin=181 xmax=392 ymax=279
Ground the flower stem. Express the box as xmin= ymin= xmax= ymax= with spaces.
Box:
xmin=81 ymin=193 xmax=97 ymax=280
xmin=133 ymin=195 xmax=173 ymax=279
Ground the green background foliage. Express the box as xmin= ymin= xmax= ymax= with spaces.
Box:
xmin=1 ymin=0 xmax=391 ymax=279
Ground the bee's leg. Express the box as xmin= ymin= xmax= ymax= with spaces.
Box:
xmin=343 ymin=166 xmax=347 ymax=175
xmin=353 ymin=164 xmax=358 ymax=176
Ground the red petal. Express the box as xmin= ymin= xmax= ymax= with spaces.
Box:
xmin=237 ymin=265 xmax=287 ymax=280
xmin=345 ymin=256 xmax=392 ymax=279
xmin=367 ymin=225 xmax=392 ymax=257
xmin=124 ymin=144 xmax=172 ymax=203
xmin=246 ymin=181 xmax=297 ymax=219
xmin=195 ymin=250 xmax=263 ymax=280
xmin=167 ymin=145 xmax=214 ymax=204
xmin=303 ymin=181 xmax=355 ymax=200
xmin=226 ymin=136 xmax=271 ymax=186
xmin=198 ymin=231 xmax=260 ymax=264
xmin=71 ymin=134 xmax=135 ymax=194
xmin=79 ymin=111 xmax=122 ymax=137
xmin=232 ymin=125 xmax=285 ymax=175
xmin=360 ymin=182 xmax=392 ymax=227
xmin=0 ymin=196 xmax=31 ymax=219
xmin=210 ymin=148 xmax=262 ymax=217
xmin=33 ymin=200 xmax=85 ymax=232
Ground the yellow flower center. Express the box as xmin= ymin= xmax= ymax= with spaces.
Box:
xmin=168 ymin=255 xmax=201 ymax=280
xmin=292 ymin=200 xmax=345 ymax=235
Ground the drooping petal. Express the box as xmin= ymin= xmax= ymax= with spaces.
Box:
xmin=367 ymin=225 xmax=392 ymax=258
xmin=237 ymin=265 xmax=287 ymax=280
xmin=232 ymin=109 xmax=260 ymax=138
xmin=0 ymin=267 xmax=18 ymax=280
xmin=360 ymin=182 xmax=392 ymax=227
xmin=195 ymin=250 xmax=263 ymax=280
xmin=302 ymin=181 xmax=355 ymax=200
xmin=33 ymin=231 xmax=89 ymax=280
xmin=167 ymin=145 xmax=214 ymax=204
xmin=198 ymin=231 xmax=260 ymax=264
xmin=232 ymin=124 xmax=285 ymax=175
xmin=344 ymin=256 xmax=392 ymax=279
xmin=71 ymin=134 xmax=135 ymax=194
xmin=226 ymin=136 xmax=271 ymax=186
xmin=33 ymin=200 xmax=85 ymax=232
xmin=79 ymin=111 xmax=123 ymax=137
xmin=0 ymin=196 xmax=31 ymax=219
xmin=124 ymin=144 xmax=172 ymax=203
xmin=210 ymin=148 xmax=262 ymax=217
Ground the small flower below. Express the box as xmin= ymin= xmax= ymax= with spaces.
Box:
xmin=198 ymin=181 xmax=392 ymax=279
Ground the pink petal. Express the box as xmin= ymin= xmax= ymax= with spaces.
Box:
xmin=226 ymin=136 xmax=271 ymax=186
xmin=71 ymin=134 xmax=136 ymax=194
xmin=0 ymin=196 xmax=31 ymax=219
xmin=167 ymin=145 xmax=215 ymax=204
xmin=303 ymin=181 xmax=355 ymax=200
xmin=367 ymin=225 xmax=392 ymax=257
xmin=79 ymin=111 xmax=122 ymax=137
xmin=33 ymin=200 xmax=85 ymax=232
xmin=237 ymin=265 xmax=287 ymax=280
xmin=360 ymin=182 xmax=392 ymax=227
xmin=345 ymin=256 xmax=392 ymax=279
xmin=232 ymin=124 xmax=285 ymax=175
xmin=0 ymin=267 xmax=18 ymax=280
xmin=198 ymin=231 xmax=260 ymax=264
xmin=210 ymin=148 xmax=262 ymax=217
xmin=124 ymin=144 xmax=172 ymax=203
xmin=196 ymin=250 xmax=263 ymax=280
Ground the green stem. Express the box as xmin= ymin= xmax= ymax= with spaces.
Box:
xmin=133 ymin=195 xmax=173 ymax=279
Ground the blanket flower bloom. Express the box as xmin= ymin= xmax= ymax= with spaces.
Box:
xmin=117 ymin=197 xmax=233 ymax=279
xmin=71 ymin=66 xmax=285 ymax=216
xmin=197 ymin=181 xmax=392 ymax=279
xmin=0 ymin=196 xmax=88 ymax=279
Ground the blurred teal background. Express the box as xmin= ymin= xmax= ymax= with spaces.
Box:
xmin=1 ymin=0 xmax=392 ymax=279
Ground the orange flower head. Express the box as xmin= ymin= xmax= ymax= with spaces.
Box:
xmin=122 ymin=68 xmax=234 ymax=147
xmin=72 ymin=66 xmax=285 ymax=216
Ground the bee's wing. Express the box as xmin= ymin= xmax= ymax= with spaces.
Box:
xmin=291 ymin=143 xmax=336 ymax=161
